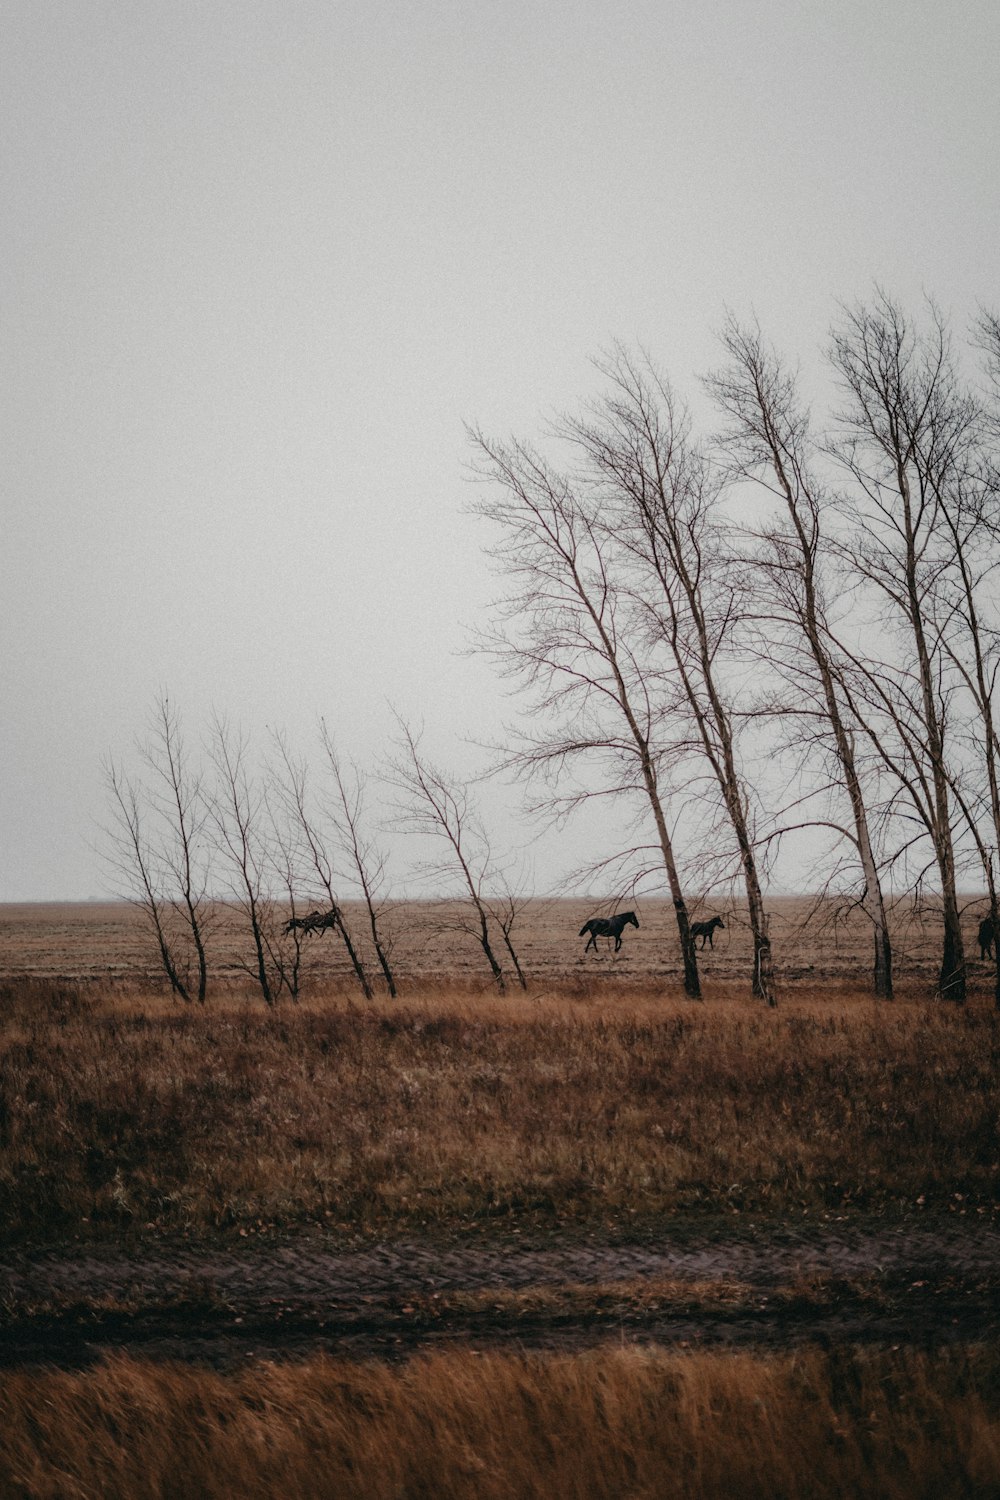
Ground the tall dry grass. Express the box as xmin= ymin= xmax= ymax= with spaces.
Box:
xmin=2 ymin=1343 xmax=1000 ymax=1499
xmin=2 ymin=978 xmax=999 ymax=1243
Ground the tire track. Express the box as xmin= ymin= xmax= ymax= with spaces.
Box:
xmin=3 ymin=1218 xmax=999 ymax=1368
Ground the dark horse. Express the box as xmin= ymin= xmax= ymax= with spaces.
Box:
xmin=284 ymin=909 xmax=338 ymax=937
xmin=690 ymin=915 xmax=725 ymax=949
xmin=579 ymin=910 xmax=639 ymax=953
xmin=979 ymin=916 xmax=997 ymax=960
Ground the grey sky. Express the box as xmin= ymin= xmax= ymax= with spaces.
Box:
xmin=3 ymin=0 xmax=998 ymax=900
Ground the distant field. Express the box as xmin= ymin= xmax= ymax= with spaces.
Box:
xmin=0 ymin=894 xmax=996 ymax=998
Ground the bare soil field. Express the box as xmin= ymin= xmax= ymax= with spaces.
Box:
xmin=0 ymin=893 xmax=996 ymax=997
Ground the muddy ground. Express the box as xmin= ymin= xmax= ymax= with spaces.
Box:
xmin=3 ymin=1217 xmax=999 ymax=1369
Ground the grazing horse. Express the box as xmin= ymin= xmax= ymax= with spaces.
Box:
xmin=690 ymin=915 xmax=725 ymax=949
xmin=979 ymin=916 xmax=997 ymax=960
xmin=579 ymin=910 xmax=639 ymax=953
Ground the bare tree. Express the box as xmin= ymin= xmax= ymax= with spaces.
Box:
xmin=484 ymin=868 xmax=532 ymax=990
xmin=318 ymin=723 xmax=397 ymax=996
xmin=389 ymin=718 xmax=511 ymax=992
xmin=104 ymin=762 xmax=197 ymax=1002
xmin=103 ymin=695 xmax=212 ymax=1002
xmin=828 ymin=293 xmax=972 ymax=1001
xmin=706 ymin=318 xmax=894 ymax=998
xmin=562 ymin=349 xmax=777 ymax=1003
xmin=932 ymin=307 xmax=1000 ymax=1006
xmin=470 ymin=425 xmax=703 ymax=998
xmin=260 ymin=776 xmax=307 ymax=1002
xmin=208 ymin=716 xmax=289 ymax=1006
xmin=269 ymin=732 xmax=374 ymax=999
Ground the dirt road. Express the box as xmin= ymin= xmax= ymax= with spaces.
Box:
xmin=3 ymin=1217 xmax=999 ymax=1369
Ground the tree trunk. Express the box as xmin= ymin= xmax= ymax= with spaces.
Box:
xmin=702 ymin=674 xmax=776 ymax=1007
xmin=873 ymin=920 xmax=894 ymax=1002
xmin=641 ymin=757 xmax=701 ymax=998
xmin=370 ymin=923 xmax=397 ymax=997
xmin=855 ymin=813 xmax=893 ymax=1000
xmin=741 ymin=842 xmax=776 ymax=1006
xmin=332 ymin=907 xmax=374 ymax=1000
xmin=477 ymin=912 xmax=506 ymax=993
xmin=939 ymin=887 xmax=965 ymax=1003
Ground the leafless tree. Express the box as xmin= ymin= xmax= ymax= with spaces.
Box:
xmin=208 ymin=715 xmax=290 ymax=1006
xmin=389 ymin=718 xmax=514 ymax=992
xmin=318 ymin=723 xmax=397 ymax=996
xmin=706 ymin=318 xmax=894 ymax=998
xmin=469 ymin=424 xmax=703 ymax=998
xmin=260 ymin=777 xmax=308 ymax=1002
xmin=103 ymin=696 xmax=212 ymax=1002
xmin=104 ymin=762 xmax=196 ymax=1002
xmin=269 ymin=732 xmax=374 ymax=999
xmin=561 ymin=349 xmax=777 ymax=1003
xmin=827 ymin=293 xmax=973 ymax=1000
xmin=933 ymin=307 xmax=1000 ymax=1006
xmin=484 ymin=868 xmax=533 ymax=990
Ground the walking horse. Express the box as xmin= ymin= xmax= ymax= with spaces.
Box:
xmin=579 ymin=910 xmax=639 ymax=953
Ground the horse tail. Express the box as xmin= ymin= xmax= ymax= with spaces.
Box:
xmin=579 ymin=922 xmax=591 ymax=937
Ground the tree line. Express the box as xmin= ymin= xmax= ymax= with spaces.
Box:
xmin=105 ymin=703 xmax=530 ymax=1004
xmin=471 ymin=292 xmax=1000 ymax=1007
xmin=108 ymin=293 xmax=1000 ymax=1006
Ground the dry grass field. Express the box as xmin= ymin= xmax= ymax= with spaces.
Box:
xmin=3 ymin=1345 xmax=1000 ymax=1499
xmin=2 ymin=971 xmax=999 ymax=1245
xmin=3 ymin=898 xmax=1000 ymax=1496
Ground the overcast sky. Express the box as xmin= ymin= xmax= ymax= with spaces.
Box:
xmin=2 ymin=0 xmax=998 ymax=901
